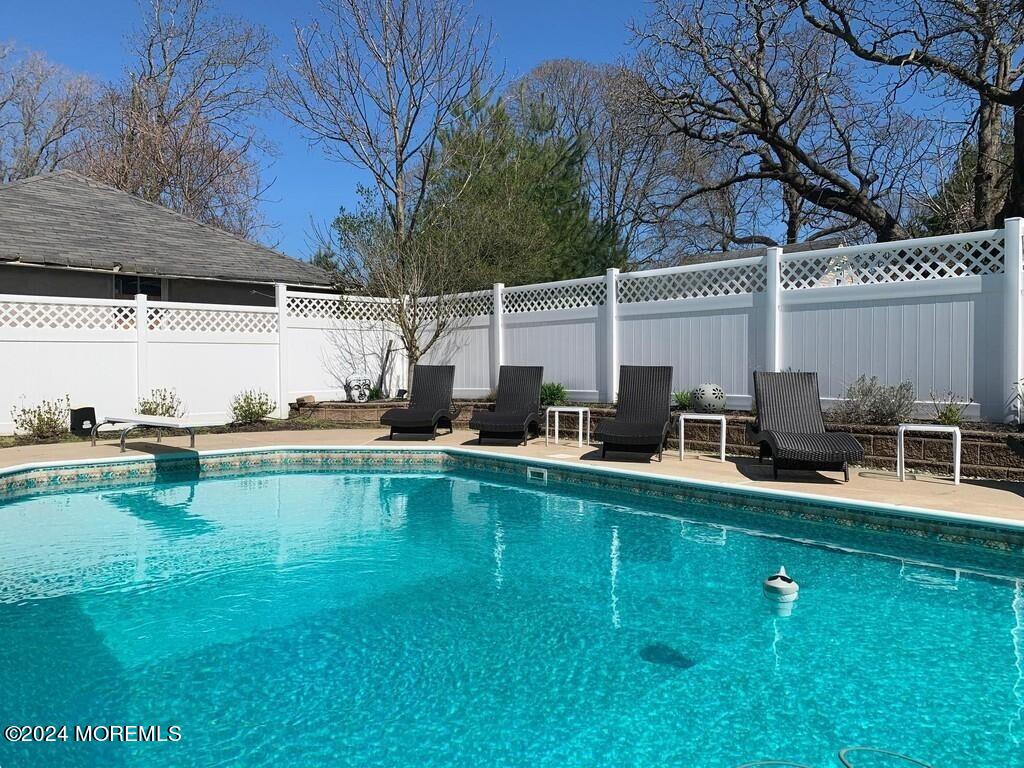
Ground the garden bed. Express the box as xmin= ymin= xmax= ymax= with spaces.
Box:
xmin=292 ymin=400 xmax=1024 ymax=480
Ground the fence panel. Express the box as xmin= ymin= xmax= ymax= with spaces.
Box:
xmin=615 ymin=259 xmax=767 ymax=405
xmin=285 ymin=292 xmax=402 ymax=403
xmin=779 ymin=231 xmax=1010 ymax=420
xmin=0 ymin=295 xmax=138 ymax=433
xmin=2 ymin=223 xmax=1022 ymax=434
xmin=501 ymin=278 xmax=605 ymax=399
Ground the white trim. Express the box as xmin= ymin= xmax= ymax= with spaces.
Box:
xmin=616 ymin=292 xmax=754 ymax=317
xmin=0 ymin=292 xmax=134 ymax=308
xmin=781 ymin=274 xmax=988 ymax=306
xmin=618 ymin=255 xmax=765 ymax=279
xmin=778 ymin=228 xmax=1004 ymax=263
xmin=285 ymin=290 xmax=394 ymax=302
xmin=503 ymin=305 xmax=600 ymax=323
xmin=149 ymin=298 xmax=278 ymax=313
xmin=503 ymin=274 xmax=605 ymax=293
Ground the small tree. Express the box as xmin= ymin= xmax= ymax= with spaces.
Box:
xmin=320 ymin=191 xmax=484 ymax=385
xmin=275 ymin=0 xmax=496 ymax=385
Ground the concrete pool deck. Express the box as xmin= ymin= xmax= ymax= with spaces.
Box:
xmin=1 ymin=427 xmax=1022 ymax=524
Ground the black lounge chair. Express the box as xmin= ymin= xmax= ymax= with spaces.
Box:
xmin=469 ymin=365 xmax=543 ymax=445
xmin=747 ymin=371 xmax=864 ymax=481
xmin=595 ymin=365 xmax=673 ymax=461
xmin=380 ymin=365 xmax=456 ymax=440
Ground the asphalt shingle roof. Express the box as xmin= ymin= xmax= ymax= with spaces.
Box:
xmin=0 ymin=170 xmax=333 ymax=286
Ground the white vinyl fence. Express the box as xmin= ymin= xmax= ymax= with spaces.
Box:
xmin=1 ymin=221 xmax=1022 ymax=433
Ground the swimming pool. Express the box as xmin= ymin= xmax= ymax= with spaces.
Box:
xmin=1 ymin=453 xmax=1022 ymax=767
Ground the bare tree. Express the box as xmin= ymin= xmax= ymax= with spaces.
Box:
xmin=75 ymin=0 xmax=272 ymax=238
xmin=275 ymin=0 xmax=495 ymax=382
xmin=0 ymin=44 xmax=94 ymax=182
xmin=634 ymin=0 xmax=933 ymax=243
xmin=275 ymin=0 xmax=494 ymax=246
xmin=800 ymin=0 xmax=1024 ymax=227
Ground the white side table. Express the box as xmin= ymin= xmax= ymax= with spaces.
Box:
xmin=545 ymin=406 xmax=590 ymax=448
xmin=897 ymin=424 xmax=961 ymax=485
xmin=678 ymin=413 xmax=727 ymax=461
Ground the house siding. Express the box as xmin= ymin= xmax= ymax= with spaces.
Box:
xmin=0 ymin=264 xmax=113 ymax=298
xmin=167 ymin=278 xmax=275 ymax=306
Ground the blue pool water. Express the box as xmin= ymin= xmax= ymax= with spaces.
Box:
xmin=0 ymin=466 xmax=1022 ymax=767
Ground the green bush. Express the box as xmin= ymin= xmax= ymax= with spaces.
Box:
xmin=930 ymin=390 xmax=972 ymax=426
xmin=368 ymin=385 xmax=384 ymax=401
xmin=11 ymin=395 xmax=71 ymax=439
xmin=230 ymin=389 xmax=276 ymax=424
xmin=540 ymin=382 xmax=568 ymax=407
xmin=138 ymin=388 xmax=185 ymax=418
xmin=831 ymin=375 xmax=915 ymax=426
xmin=673 ymin=390 xmax=693 ymax=410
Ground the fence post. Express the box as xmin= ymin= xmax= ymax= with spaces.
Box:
xmin=491 ymin=283 xmax=504 ymax=390
xmin=1005 ymin=218 xmax=1023 ymax=423
xmin=135 ymin=293 xmax=148 ymax=403
xmin=275 ymin=283 xmax=290 ymax=418
xmin=604 ymin=268 xmax=620 ymax=402
xmin=765 ymin=246 xmax=784 ymax=372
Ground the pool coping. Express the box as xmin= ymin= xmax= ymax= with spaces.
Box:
xmin=1 ymin=444 xmax=1023 ymax=544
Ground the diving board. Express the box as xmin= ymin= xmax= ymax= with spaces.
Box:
xmin=90 ymin=414 xmax=226 ymax=452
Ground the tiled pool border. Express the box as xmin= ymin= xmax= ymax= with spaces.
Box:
xmin=0 ymin=445 xmax=1021 ymax=554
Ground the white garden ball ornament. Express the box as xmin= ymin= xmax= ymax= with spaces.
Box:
xmin=693 ymin=383 xmax=726 ymax=413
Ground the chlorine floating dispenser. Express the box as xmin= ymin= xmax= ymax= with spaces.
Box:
xmin=763 ymin=566 xmax=799 ymax=603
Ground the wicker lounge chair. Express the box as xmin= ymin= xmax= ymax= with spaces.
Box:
xmin=747 ymin=371 xmax=864 ymax=481
xmin=380 ymin=365 xmax=456 ymax=440
xmin=469 ymin=365 xmax=543 ymax=445
xmin=595 ymin=365 xmax=674 ymax=461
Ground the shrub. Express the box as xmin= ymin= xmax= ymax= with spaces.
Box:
xmin=540 ymin=382 xmax=568 ymax=407
xmin=230 ymin=389 xmax=276 ymax=424
xmin=673 ymin=390 xmax=693 ymax=410
xmin=368 ymin=385 xmax=384 ymax=401
xmin=138 ymin=388 xmax=185 ymax=418
xmin=831 ymin=375 xmax=915 ymax=426
xmin=11 ymin=395 xmax=71 ymax=439
xmin=931 ymin=390 xmax=972 ymax=426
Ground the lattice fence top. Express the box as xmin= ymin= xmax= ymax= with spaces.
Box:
xmin=0 ymin=300 xmax=135 ymax=331
xmin=287 ymin=294 xmax=394 ymax=323
xmin=148 ymin=306 xmax=277 ymax=334
xmin=617 ymin=262 xmax=766 ymax=303
xmin=416 ymin=291 xmax=494 ymax=322
xmin=503 ymin=280 xmax=606 ymax=314
xmin=781 ymin=235 xmax=1005 ymax=290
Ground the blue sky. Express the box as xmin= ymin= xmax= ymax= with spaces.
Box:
xmin=3 ymin=0 xmax=640 ymax=259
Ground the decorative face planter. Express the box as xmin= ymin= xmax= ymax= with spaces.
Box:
xmin=693 ymin=383 xmax=726 ymax=413
xmin=345 ymin=375 xmax=373 ymax=403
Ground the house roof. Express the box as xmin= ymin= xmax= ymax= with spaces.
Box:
xmin=0 ymin=170 xmax=333 ymax=286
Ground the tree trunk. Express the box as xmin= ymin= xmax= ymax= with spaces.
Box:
xmin=783 ymin=186 xmax=801 ymax=243
xmin=1000 ymin=101 xmax=1024 ymax=223
xmin=406 ymin=353 xmax=419 ymax=395
xmin=974 ymin=96 xmax=1003 ymax=229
